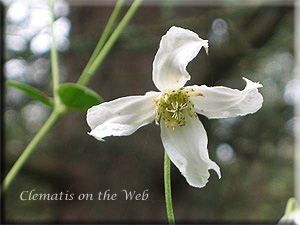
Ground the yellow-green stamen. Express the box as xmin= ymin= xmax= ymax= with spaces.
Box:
xmin=154 ymin=88 xmax=202 ymax=129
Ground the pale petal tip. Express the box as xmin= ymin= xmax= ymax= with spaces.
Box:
xmin=209 ymin=161 xmax=221 ymax=179
xmin=215 ymin=168 xmax=221 ymax=179
xmin=242 ymin=77 xmax=263 ymax=88
xmin=87 ymin=131 xmax=105 ymax=142
xmin=188 ymin=179 xmax=209 ymax=188
xmin=168 ymin=26 xmax=209 ymax=56
xmin=202 ymin=40 xmax=209 ymax=55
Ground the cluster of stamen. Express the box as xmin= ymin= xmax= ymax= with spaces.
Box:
xmin=154 ymin=88 xmax=203 ymax=129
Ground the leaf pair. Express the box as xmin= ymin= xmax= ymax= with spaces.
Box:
xmin=6 ymin=81 xmax=103 ymax=111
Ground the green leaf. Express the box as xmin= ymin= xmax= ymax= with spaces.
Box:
xmin=57 ymin=83 xmax=103 ymax=111
xmin=6 ymin=80 xmax=54 ymax=108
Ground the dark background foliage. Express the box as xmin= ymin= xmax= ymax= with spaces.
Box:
xmin=3 ymin=1 xmax=294 ymax=223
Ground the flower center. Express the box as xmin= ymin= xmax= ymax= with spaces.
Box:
xmin=154 ymin=88 xmax=202 ymax=129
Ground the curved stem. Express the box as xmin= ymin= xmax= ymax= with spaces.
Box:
xmin=164 ymin=152 xmax=175 ymax=224
xmin=1 ymin=0 xmax=143 ymax=196
xmin=1 ymin=110 xmax=65 ymax=195
xmin=77 ymin=0 xmax=144 ymax=86
xmin=0 ymin=0 xmax=65 ymax=197
xmin=77 ymin=0 xmax=125 ymax=85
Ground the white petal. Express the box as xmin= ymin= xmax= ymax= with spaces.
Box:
xmin=279 ymin=212 xmax=300 ymax=224
xmin=188 ymin=78 xmax=263 ymax=119
xmin=153 ymin=26 xmax=208 ymax=91
xmin=87 ymin=91 xmax=160 ymax=140
xmin=160 ymin=116 xmax=220 ymax=188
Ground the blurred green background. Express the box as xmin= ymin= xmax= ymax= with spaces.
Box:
xmin=3 ymin=0 xmax=295 ymax=223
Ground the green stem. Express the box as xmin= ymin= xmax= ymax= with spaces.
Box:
xmin=77 ymin=0 xmax=144 ymax=86
xmin=0 ymin=0 xmax=65 ymax=197
xmin=49 ymin=0 xmax=60 ymax=106
xmin=1 ymin=110 xmax=65 ymax=195
xmin=77 ymin=0 xmax=125 ymax=85
xmin=164 ymin=152 xmax=175 ymax=224
xmin=1 ymin=0 xmax=142 ymax=196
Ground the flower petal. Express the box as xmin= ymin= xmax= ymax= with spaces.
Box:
xmin=153 ymin=26 xmax=208 ymax=91
xmin=160 ymin=116 xmax=220 ymax=188
xmin=188 ymin=78 xmax=263 ymax=119
xmin=279 ymin=212 xmax=300 ymax=225
xmin=87 ymin=91 xmax=160 ymax=140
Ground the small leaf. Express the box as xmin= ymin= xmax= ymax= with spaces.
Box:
xmin=57 ymin=83 xmax=103 ymax=111
xmin=6 ymin=80 xmax=54 ymax=108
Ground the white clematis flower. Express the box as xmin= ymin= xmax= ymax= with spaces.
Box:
xmin=86 ymin=26 xmax=263 ymax=188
